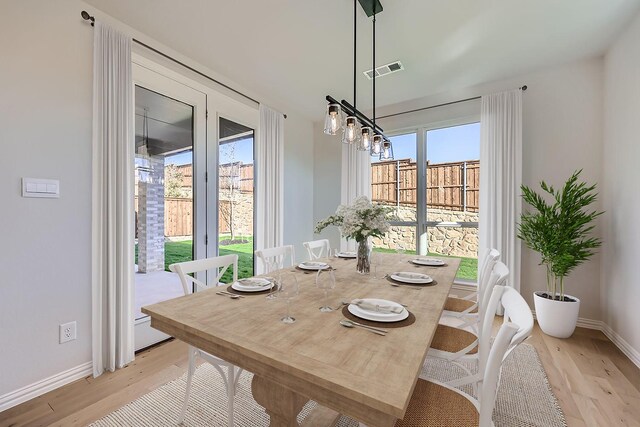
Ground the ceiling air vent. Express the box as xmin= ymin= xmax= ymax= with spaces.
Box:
xmin=364 ymin=61 xmax=404 ymax=80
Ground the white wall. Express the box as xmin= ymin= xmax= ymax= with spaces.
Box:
xmin=312 ymin=124 xmax=342 ymax=249
xmin=602 ymin=11 xmax=640 ymax=355
xmin=283 ymin=113 xmax=315 ymax=262
xmin=313 ymin=57 xmax=604 ymax=320
xmin=0 ymin=0 xmax=314 ymax=402
xmin=0 ymin=0 xmax=93 ymax=398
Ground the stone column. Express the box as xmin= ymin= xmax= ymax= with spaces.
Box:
xmin=137 ymin=153 xmax=165 ymax=273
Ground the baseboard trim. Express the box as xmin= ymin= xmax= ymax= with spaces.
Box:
xmin=600 ymin=323 xmax=640 ymax=369
xmin=530 ymin=310 xmax=640 ymax=369
xmin=0 ymin=361 xmax=92 ymax=412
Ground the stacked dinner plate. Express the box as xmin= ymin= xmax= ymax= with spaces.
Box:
xmin=231 ymin=277 xmax=273 ymax=293
xmin=297 ymin=261 xmax=330 ymax=270
xmin=348 ymin=298 xmax=409 ymax=322
xmin=410 ymin=257 xmax=445 ymax=266
xmin=389 ymin=272 xmax=434 ymax=284
xmin=336 ymin=251 xmax=357 ymax=259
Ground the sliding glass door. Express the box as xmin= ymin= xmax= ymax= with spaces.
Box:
xmin=217 ymin=117 xmax=255 ymax=282
xmin=132 ymin=62 xmax=207 ymax=351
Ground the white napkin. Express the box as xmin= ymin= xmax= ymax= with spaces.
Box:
xmin=237 ymin=278 xmax=269 ymax=288
xmin=395 ymin=272 xmax=429 ymax=280
xmin=302 ymin=261 xmax=328 ymax=267
xmin=351 ymin=299 xmax=404 ymax=314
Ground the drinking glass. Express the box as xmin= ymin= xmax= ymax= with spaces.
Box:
xmin=276 ymin=272 xmax=299 ymax=323
xmin=316 ymin=269 xmax=336 ymax=312
xmin=328 ymin=248 xmax=337 ymax=260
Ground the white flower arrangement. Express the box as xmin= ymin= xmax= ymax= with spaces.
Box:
xmin=315 ymin=196 xmax=391 ymax=242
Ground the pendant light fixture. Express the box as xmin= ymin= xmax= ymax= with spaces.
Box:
xmin=323 ymin=103 xmax=342 ymax=135
xmin=323 ymin=0 xmax=393 ymax=159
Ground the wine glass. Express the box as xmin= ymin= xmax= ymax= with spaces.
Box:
xmin=316 ymin=269 xmax=336 ymax=312
xmin=370 ymin=246 xmax=380 ymax=279
xmin=276 ymin=272 xmax=299 ymax=323
xmin=265 ymin=259 xmax=280 ymax=300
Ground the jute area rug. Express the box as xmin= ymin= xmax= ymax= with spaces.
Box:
xmin=90 ymin=343 xmax=566 ymax=426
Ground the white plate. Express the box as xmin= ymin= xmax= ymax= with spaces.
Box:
xmin=336 ymin=251 xmax=357 ymax=258
xmin=348 ymin=298 xmax=409 ymax=322
xmin=231 ymin=277 xmax=273 ymax=292
xmin=411 ymin=258 xmax=445 ymax=266
xmin=390 ymin=272 xmax=433 ymax=284
xmin=298 ymin=261 xmax=330 ymax=270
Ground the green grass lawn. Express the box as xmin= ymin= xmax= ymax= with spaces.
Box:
xmin=135 ymin=237 xmax=254 ymax=282
xmin=136 ymin=237 xmax=478 ymax=283
xmin=373 ymin=247 xmax=478 ymax=281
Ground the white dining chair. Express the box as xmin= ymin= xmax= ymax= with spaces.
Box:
xmin=303 ymin=239 xmax=330 ymax=260
xmin=440 ymin=249 xmax=500 ymax=333
xmin=255 ymin=244 xmax=296 ymax=273
xmin=425 ymin=276 xmax=534 ymax=392
xmin=425 ymin=262 xmax=509 ymax=386
xmin=396 ymin=321 xmax=521 ymax=427
xmin=169 ymin=255 xmax=243 ymax=427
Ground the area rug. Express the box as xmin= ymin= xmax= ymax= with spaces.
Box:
xmin=90 ymin=343 xmax=566 ymax=427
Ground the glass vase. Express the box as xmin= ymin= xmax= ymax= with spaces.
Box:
xmin=356 ymin=239 xmax=371 ymax=274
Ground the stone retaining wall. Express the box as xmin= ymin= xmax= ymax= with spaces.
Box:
xmin=371 ymin=206 xmax=479 ymax=258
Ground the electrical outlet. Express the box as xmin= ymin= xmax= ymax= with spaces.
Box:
xmin=59 ymin=321 xmax=77 ymax=344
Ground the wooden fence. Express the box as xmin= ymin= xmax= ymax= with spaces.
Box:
xmin=164 ymin=197 xmax=193 ymax=237
xmin=371 ymin=159 xmax=479 ymax=212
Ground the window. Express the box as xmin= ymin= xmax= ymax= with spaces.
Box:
xmin=426 ymin=123 xmax=480 ymax=282
xmin=370 ymin=123 xmax=481 ymax=282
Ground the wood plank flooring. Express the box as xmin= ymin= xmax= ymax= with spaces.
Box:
xmin=1 ymin=324 xmax=639 ymax=427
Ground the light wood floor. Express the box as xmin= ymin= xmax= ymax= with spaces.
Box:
xmin=1 ymin=324 xmax=639 ymax=427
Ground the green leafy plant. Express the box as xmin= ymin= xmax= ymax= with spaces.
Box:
xmin=518 ymin=170 xmax=603 ymax=301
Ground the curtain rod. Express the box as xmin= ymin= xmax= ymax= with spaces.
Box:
xmin=377 ymin=85 xmax=527 ymax=120
xmin=81 ymin=11 xmax=287 ymax=119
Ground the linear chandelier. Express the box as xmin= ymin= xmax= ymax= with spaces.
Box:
xmin=324 ymin=0 xmax=394 ymax=160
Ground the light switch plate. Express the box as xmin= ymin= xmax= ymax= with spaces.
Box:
xmin=22 ymin=178 xmax=59 ymax=198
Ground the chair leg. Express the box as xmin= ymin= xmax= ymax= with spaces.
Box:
xmin=226 ymin=365 xmax=235 ymax=427
xmin=178 ymin=348 xmax=197 ymax=425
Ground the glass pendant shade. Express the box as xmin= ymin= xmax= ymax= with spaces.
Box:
xmin=323 ymin=104 xmax=342 ymax=135
xmin=371 ymin=134 xmax=382 ymax=156
xmin=380 ymin=141 xmax=394 ymax=160
xmin=358 ymin=127 xmax=372 ymax=151
xmin=342 ymin=116 xmax=361 ymax=144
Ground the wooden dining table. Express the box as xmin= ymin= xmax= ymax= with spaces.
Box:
xmin=142 ymin=253 xmax=460 ymax=427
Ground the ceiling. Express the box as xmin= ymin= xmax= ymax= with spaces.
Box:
xmin=88 ymin=0 xmax=640 ymax=121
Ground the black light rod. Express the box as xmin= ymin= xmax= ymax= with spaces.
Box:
xmin=325 ymin=95 xmax=387 ymax=138
xmin=326 ymin=95 xmax=381 ymax=133
xmin=341 ymin=99 xmax=385 ymax=134
xmin=325 ymin=96 xmax=390 ymax=141
xmin=81 ymin=10 xmax=287 ymax=119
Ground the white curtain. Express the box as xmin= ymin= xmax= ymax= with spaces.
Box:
xmin=91 ymin=21 xmax=135 ymax=377
xmin=340 ymin=143 xmax=371 ymax=251
xmin=255 ymin=104 xmax=285 ymax=270
xmin=479 ymin=89 xmax=523 ymax=293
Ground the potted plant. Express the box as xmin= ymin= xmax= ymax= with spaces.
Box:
xmin=315 ymin=196 xmax=390 ymax=274
xmin=518 ymin=170 xmax=602 ymax=338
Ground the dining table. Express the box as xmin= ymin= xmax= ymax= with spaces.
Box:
xmin=141 ymin=253 xmax=460 ymax=427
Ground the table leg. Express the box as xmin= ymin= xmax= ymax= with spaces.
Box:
xmin=252 ymin=374 xmax=308 ymax=427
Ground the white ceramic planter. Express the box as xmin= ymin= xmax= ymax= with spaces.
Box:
xmin=533 ymin=292 xmax=580 ymax=338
